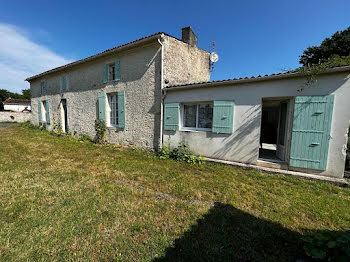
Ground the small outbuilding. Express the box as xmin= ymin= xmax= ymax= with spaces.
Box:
xmin=163 ymin=66 xmax=350 ymax=179
xmin=3 ymin=98 xmax=31 ymax=112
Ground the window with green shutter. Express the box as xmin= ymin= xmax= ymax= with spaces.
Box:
xmin=106 ymin=91 xmax=125 ymax=128
xmin=98 ymin=92 xmax=106 ymax=120
xmin=115 ymin=61 xmax=120 ymax=81
xmin=164 ymin=103 xmax=179 ymax=131
xmin=38 ymin=101 xmax=42 ymax=124
xmin=117 ymin=90 xmax=125 ymax=128
xmin=181 ymin=103 xmax=213 ymax=131
xmin=61 ymin=76 xmax=67 ymax=91
xmin=45 ymin=100 xmax=50 ymax=125
xmin=103 ymin=61 xmax=120 ymax=83
xmin=40 ymin=81 xmax=47 ymax=95
xmin=212 ymin=100 xmax=234 ymax=134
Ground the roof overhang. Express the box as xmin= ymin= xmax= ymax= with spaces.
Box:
xmin=165 ymin=66 xmax=350 ymax=91
xmin=26 ymin=32 xmax=166 ymax=82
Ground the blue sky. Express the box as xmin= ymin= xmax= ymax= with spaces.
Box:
xmin=0 ymin=0 xmax=349 ymax=93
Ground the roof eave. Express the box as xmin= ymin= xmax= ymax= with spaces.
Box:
xmin=25 ymin=33 xmax=164 ymax=82
xmin=165 ymin=66 xmax=350 ymax=91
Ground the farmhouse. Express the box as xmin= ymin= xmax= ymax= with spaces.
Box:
xmin=26 ymin=27 xmax=209 ymax=149
xmin=26 ymin=27 xmax=350 ymax=179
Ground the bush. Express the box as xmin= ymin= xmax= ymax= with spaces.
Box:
xmin=51 ymin=122 xmax=63 ymax=136
xmin=302 ymin=230 xmax=350 ymax=261
xmin=94 ymin=119 xmax=106 ymax=144
xmin=79 ymin=133 xmax=94 ymax=143
xmin=20 ymin=121 xmax=44 ymax=130
xmin=158 ymin=143 xmax=204 ymax=165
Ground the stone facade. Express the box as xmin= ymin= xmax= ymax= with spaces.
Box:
xmin=163 ymin=36 xmax=210 ymax=86
xmin=29 ymin=33 xmax=210 ymax=150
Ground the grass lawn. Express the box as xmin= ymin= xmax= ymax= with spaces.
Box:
xmin=0 ymin=125 xmax=349 ymax=261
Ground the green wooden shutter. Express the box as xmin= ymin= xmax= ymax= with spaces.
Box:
xmin=115 ymin=61 xmax=120 ymax=81
xmin=117 ymin=90 xmax=125 ymax=128
xmin=212 ymin=101 xmax=234 ymax=134
xmin=45 ymin=100 xmax=50 ymax=125
xmin=164 ymin=103 xmax=179 ymax=131
xmin=38 ymin=102 xmax=42 ymax=124
xmin=103 ymin=64 xmax=108 ymax=83
xmin=98 ymin=92 xmax=106 ymax=120
xmin=289 ymin=95 xmax=334 ymax=171
xmin=61 ymin=76 xmax=67 ymax=91
xmin=44 ymin=80 xmax=47 ymax=94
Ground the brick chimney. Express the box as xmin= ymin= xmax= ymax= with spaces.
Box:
xmin=181 ymin=26 xmax=197 ymax=47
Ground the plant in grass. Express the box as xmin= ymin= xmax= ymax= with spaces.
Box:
xmin=51 ymin=121 xmax=63 ymax=136
xmin=302 ymin=229 xmax=350 ymax=261
xmin=158 ymin=143 xmax=204 ymax=165
xmin=79 ymin=133 xmax=94 ymax=143
xmin=20 ymin=121 xmax=45 ymax=131
xmin=94 ymin=119 xmax=107 ymax=144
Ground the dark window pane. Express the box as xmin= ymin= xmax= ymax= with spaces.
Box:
xmin=198 ymin=104 xmax=213 ymax=128
xmin=183 ymin=105 xmax=197 ymax=128
xmin=108 ymin=65 xmax=115 ymax=81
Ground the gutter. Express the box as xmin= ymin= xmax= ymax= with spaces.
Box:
xmin=158 ymin=34 xmax=165 ymax=150
xmin=165 ymin=65 xmax=350 ymax=92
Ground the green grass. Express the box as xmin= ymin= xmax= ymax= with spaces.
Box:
xmin=0 ymin=125 xmax=349 ymax=261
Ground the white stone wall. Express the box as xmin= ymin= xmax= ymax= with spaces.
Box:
xmin=0 ymin=111 xmax=32 ymax=123
xmin=4 ymin=104 xmax=31 ymax=112
xmin=164 ymin=72 xmax=350 ymax=178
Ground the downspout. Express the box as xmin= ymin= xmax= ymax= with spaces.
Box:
xmin=158 ymin=34 xmax=165 ymax=150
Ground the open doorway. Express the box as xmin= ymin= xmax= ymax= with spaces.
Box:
xmin=259 ymin=98 xmax=291 ymax=163
xmin=60 ymin=99 xmax=68 ymax=133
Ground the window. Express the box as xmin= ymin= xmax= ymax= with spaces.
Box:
xmin=108 ymin=64 xmax=115 ymax=81
xmin=61 ymin=75 xmax=67 ymax=91
xmin=182 ymin=103 xmax=213 ymax=130
xmin=108 ymin=94 xmax=118 ymax=127
xmin=40 ymin=81 xmax=46 ymax=95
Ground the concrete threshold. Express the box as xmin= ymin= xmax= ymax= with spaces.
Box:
xmin=204 ymin=157 xmax=349 ymax=187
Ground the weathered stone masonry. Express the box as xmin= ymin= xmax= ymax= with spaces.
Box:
xmin=28 ymin=30 xmax=210 ymax=150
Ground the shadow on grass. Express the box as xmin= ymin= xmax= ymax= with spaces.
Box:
xmin=154 ymin=202 xmax=349 ymax=262
xmin=154 ymin=202 xmax=302 ymax=262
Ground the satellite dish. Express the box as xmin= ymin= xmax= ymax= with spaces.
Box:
xmin=210 ymin=52 xmax=219 ymax=63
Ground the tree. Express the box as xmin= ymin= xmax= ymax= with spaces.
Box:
xmin=299 ymin=27 xmax=350 ymax=66
xmin=0 ymin=89 xmax=31 ymax=102
xmin=21 ymin=89 xmax=31 ymax=99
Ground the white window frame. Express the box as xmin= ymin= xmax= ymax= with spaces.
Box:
xmin=180 ymin=102 xmax=213 ymax=132
xmin=107 ymin=63 xmax=116 ymax=82
xmin=107 ymin=93 xmax=118 ymax=128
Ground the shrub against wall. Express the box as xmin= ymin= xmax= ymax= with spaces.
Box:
xmin=158 ymin=143 xmax=204 ymax=165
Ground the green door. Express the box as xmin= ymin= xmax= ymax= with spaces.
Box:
xmin=289 ymin=95 xmax=334 ymax=171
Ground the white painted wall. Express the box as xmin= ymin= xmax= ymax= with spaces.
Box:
xmin=3 ymin=104 xmax=31 ymax=112
xmin=164 ymin=72 xmax=350 ymax=178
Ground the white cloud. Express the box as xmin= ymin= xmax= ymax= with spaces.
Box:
xmin=0 ymin=23 xmax=72 ymax=93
